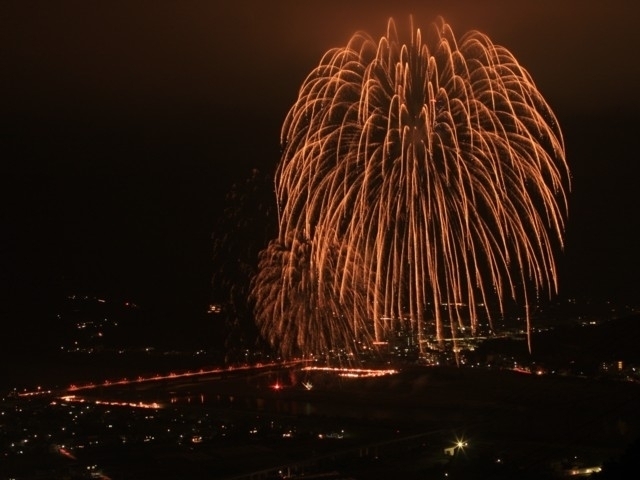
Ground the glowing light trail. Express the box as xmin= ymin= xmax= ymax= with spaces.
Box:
xmin=302 ymin=366 xmax=398 ymax=378
xmin=57 ymin=395 xmax=162 ymax=409
xmin=251 ymin=17 xmax=569 ymax=358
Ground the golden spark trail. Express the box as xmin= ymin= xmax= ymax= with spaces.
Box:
xmin=251 ymin=17 xmax=569 ymax=358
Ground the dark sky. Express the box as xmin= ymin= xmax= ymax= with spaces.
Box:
xmin=2 ymin=0 xmax=639 ymax=326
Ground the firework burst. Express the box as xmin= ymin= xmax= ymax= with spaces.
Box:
xmin=251 ymin=17 xmax=569 ymax=357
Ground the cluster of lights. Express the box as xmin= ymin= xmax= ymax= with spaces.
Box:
xmin=17 ymin=387 xmax=51 ymax=397
xmin=57 ymin=395 xmax=161 ymax=410
xmin=302 ymin=366 xmax=398 ymax=378
xmin=568 ymin=466 xmax=602 ymax=476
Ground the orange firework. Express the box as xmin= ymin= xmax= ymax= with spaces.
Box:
xmin=251 ymin=17 xmax=569 ymax=358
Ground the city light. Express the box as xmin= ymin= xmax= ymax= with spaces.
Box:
xmin=302 ymin=366 xmax=398 ymax=378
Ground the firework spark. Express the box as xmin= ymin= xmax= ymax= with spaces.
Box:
xmin=251 ymin=17 xmax=569 ymax=358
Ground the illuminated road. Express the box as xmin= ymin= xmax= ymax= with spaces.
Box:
xmin=17 ymin=361 xmax=399 ymax=410
xmin=16 ymin=360 xmax=306 ymax=403
xmin=65 ymin=360 xmax=306 ymax=392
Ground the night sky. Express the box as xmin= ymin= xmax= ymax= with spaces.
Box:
xmin=2 ymin=1 xmax=639 ymax=333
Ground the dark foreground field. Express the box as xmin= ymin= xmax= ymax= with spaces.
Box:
xmin=73 ymin=365 xmax=640 ymax=478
